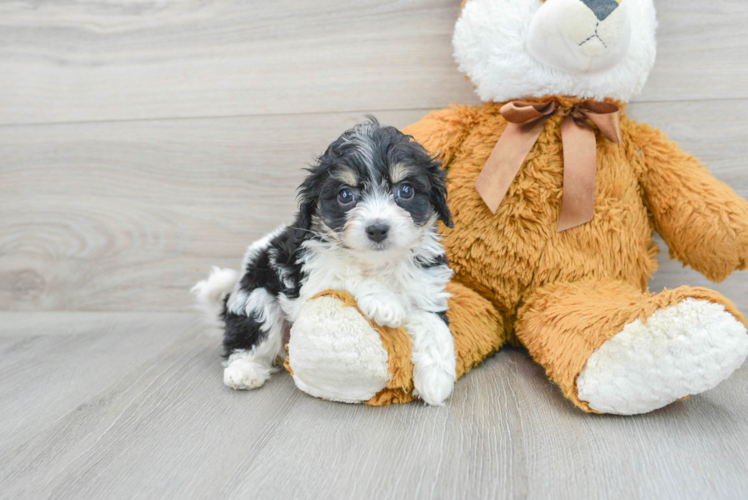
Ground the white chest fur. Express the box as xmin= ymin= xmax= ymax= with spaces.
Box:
xmin=282 ymin=235 xmax=452 ymax=324
xmin=282 ymin=234 xmax=453 ymax=403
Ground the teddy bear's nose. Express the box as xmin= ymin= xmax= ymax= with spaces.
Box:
xmin=580 ymin=0 xmax=619 ymax=21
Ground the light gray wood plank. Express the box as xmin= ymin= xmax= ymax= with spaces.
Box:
xmin=0 ymin=312 xmax=208 ymax=453
xmin=0 ymin=0 xmax=478 ymax=126
xmin=0 ymin=312 xmax=302 ymax=500
xmin=0 ymin=109 xmax=427 ymax=311
xmin=0 ymin=0 xmax=746 ymax=126
xmin=640 ymin=0 xmax=748 ymax=103
xmin=1 ymin=312 xmax=746 ymax=499
xmin=2 ymin=102 xmax=747 ymax=312
xmin=227 ymin=351 xmax=748 ymax=500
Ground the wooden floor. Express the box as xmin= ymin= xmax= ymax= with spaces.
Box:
xmin=2 ymin=1 xmax=748 ymax=498
xmin=1 ymin=312 xmax=748 ymax=499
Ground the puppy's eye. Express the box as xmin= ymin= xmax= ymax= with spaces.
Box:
xmin=396 ymin=183 xmax=414 ymax=200
xmin=338 ymin=187 xmax=356 ymax=205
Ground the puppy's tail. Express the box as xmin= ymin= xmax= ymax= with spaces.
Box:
xmin=191 ymin=266 xmax=240 ymax=336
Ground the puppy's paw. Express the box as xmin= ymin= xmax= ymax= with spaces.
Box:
xmin=412 ymin=363 xmax=455 ymax=406
xmin=223 ymin=358 xmax=272 ymax=390
xmin=357 ymin=294 xmax=406 ymax=328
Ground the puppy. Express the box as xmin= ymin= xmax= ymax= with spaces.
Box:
xmin=193 ymin=118 xmax=457 ymax=405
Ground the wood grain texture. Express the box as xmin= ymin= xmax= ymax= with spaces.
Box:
xmin=2 ymin=102 xmax=747 ymax=312
xmin=0 ymin=0 xmax=478 ymax=126
xmin=1 ymin=312 xmax=746 ymax=499
xmin=639 ymin=0 xmax=748 ymax=103
xmin=0 ymin=0 xmax=747 ymax=126
xmin=0 ymin=110 xmax=427 ymax=311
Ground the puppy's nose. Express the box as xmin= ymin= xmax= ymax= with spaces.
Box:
xmin=366 ymin=223 xmax=390 ymax=243
xmin=581 ymin=0 xmax=619 ymax=21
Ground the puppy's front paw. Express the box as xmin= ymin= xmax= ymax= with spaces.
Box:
xmin=412 ymin=363 xmax=455 ymax=406
xmin=357 ymin=295 xmax=406 ymax=328
xmin=223 ymin=358 xmax=272 ymax=390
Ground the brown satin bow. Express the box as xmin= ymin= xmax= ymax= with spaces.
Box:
xmin=474 ymin=100 xmax=623 ymax=231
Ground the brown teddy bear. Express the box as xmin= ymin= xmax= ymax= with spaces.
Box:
xmin=287 ymin=0 xmax=748 ymax=414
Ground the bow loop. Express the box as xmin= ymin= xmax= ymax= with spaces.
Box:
xmin=572 ymin=101 xmax=622 ymax=144
xmin=500 ymin=100 xmax=558 ymax=125
xmin=474 ymin=99 xmax=621 ymax=231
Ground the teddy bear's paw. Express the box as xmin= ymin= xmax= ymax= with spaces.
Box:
xmin=223 ymin=357 xmax=272 ymax=390
xmin=412 ymin=362 xmax=455 ymax=406
xmin=357 ymin=294 xmax=406 ymax=328
xmin=577 ymin=298 xmax=748 ymax=415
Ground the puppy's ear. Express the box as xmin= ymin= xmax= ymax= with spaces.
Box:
xmin=294 ymin=198 xmax=315 ymax=231
xmin=404 ymin=136 xmax=453 ymax=229
xmin=429 ymin=172 xmax=453 ymax=228
xmin=421 ymin=154 xmax=453 ymax=229
xmin=294 ymin=164 xmax=326 ymax=231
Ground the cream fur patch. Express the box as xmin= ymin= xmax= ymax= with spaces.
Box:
xmin=577 ymin=298 xmax=748 ymax=415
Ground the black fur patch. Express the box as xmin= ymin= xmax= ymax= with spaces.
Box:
xmin=221 ymin=226 xmax=310 ymax=357
xmin=436 ymin=311 xmax=449 ymax=326
xmin=416 ymin=253 xmax=449 ymax=269
xmin=222 ymin=310 xmax=267 ymax=358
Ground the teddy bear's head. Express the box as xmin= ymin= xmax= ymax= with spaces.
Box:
xmin=454 ymin=0 xmax=657 ymax=103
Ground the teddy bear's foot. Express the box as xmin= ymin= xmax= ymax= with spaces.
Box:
xmin=288 ymin=294 xmax=391 ymax=403
xmin=516 ymin=280 xmax=748 ymax=415
xmin=577 ymin=298 xmax=748 ymax=415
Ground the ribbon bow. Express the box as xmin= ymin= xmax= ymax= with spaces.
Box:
xmin=474 ymin=100 xmax=622 ymax=231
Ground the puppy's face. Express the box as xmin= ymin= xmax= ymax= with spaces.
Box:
xmin=297 ymin=120 xmax=451 ymax=258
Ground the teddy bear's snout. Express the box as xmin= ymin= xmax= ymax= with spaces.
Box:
xmin=526 ymin=0 xmax=631 ymax=75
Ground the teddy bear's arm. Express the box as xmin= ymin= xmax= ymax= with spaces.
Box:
xmin=633 ymin=122 xmax=748 ymax=282
xmin=402 ymin=105 xmax=476 ymax=167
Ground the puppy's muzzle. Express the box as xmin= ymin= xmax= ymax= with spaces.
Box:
xmin=366 ymin=223 xmax=390 ymax=243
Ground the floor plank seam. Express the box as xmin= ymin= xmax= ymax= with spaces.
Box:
xmin=2 ymin=96 xmax=747 ymax=129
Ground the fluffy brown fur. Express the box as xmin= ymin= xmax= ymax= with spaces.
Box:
xmin=400 ymin=96 xmax=748 ymax=411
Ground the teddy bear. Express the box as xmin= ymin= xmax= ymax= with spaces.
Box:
xmin=286 ymin=0 xmax=748 ymax=414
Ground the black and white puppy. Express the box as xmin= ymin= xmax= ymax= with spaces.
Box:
xmin=193 ymin=119 xmax=456 ymax=405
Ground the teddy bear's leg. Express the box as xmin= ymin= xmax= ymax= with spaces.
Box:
xmin=445 ymin=281 xmax=508 ymax=379
xmin=287 ymin=282 xmax=507 ymax=405
xmin=515 ymin=279 xmax=748 ymax=415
